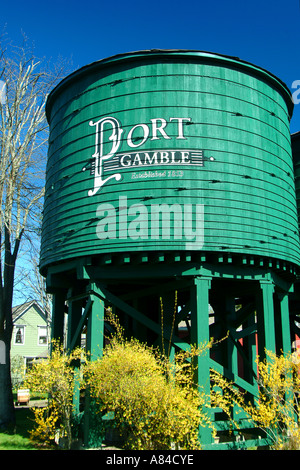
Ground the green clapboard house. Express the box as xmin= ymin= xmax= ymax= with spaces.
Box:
xmin=10 ymin=301 xmax=51 ymax=386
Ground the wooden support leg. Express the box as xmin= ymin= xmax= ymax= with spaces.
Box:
xmin=67 ymin=297 xmax=82 ymax=351
xmin=278 ymin=292 xmax=295 ymax=421
xmin=278 ymin=292 xmax=291 ymax=356
xmin=224 ymin=296 xmax=237 ymax=376
xmin=160 ymin=290 xmax=177 ymax=357
xmin=257 ymin=280 xmax=276 ymax=358
xmin=67 ymin=296 xmax=83 ymax=416
xmin=51 ymin=290 xmax=66 ymax=347
xmin=84 ymin=284 xmax=105 ymax=447
xmin=190 ymin=276 xmax=212 ymax=446
xmin=224 ymin=296 xmax=240 ymax=420
xmin=86 ymin=284 xmax=105 ymax=360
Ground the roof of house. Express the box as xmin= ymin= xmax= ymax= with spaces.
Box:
xmin=12 ymin=300 xmax=47 ymax=323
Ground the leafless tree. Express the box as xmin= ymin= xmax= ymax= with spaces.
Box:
xmin=15 ymin=243 xmax=52 ymax=317
xmin=0 ymin=35 xmax=69 ymax=429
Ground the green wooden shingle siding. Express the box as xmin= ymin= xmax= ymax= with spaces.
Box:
xmin=40 ymin=50 xmax=300 ymax=272
xmin=292 ymin=132 xmax=300 ymax=233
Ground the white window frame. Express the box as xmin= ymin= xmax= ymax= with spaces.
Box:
xmin=37 ymin=326 xmax=48 ymax=346
xmin=14 ymin=325 xmax=25 ymax=345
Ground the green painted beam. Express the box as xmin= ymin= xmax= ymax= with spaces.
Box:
xmin=257 ymin=280 xmax=276 ymax=355
xmin=231 ymin=302 xmax=256 ymax=329
xmin=90 ymin=283 xmax=184 ymax=346
xmin=67 ymin=296 xmax=83 ymax=350
xmin=70 ymin=297 xmax=93 ymax=351
xmin=51 ymin=290 xmax=66 ymax=345
xmin=86 ymin=293 xmax=104 ymax=360
xmin=278 ymin=292 xmax=292 ymax=355
xmin=190 ymin=276 xmax=213 ymax=446
xmin=210 ymin=358 xmax=259 ymax=398
xmin=203 ymin=437 xmax=271 ymax=450
xmin=231 ymin=324 xmax=257 ymax=340
xmin=120 ymin=278 xmax=192 ymax=302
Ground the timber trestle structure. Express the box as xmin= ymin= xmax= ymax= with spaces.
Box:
xmin=48 ymin=252 xmax=298 ymax=449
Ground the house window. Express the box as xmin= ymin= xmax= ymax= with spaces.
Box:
xmin=14 ymin=326 xmax=25 ymax=345
xmin=38 ymin=326 xmax=48 ymax=345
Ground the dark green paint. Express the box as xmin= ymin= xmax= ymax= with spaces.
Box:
xmin=43 ymin=51 xmax=300 ymax=450
xmin=40 ymin=50 xmax=300 ymax=273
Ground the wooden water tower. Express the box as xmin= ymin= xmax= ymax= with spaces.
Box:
xmin=41 ymin=50 xmax=300 ymax=448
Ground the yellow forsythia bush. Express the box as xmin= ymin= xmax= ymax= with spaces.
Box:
xmin=84 ymin=319 xmax=213 ymax=450
xmin=29 ymin=404 xmax=59 ymax=446
xmin=25 ymin=341 xmax=84 ymax=449
xmin=211 ymin=350 xmax=300 ymax=450
xmin=252 ymin=350 xmax=300 ymax=449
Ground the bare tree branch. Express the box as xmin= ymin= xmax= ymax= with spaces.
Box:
xmin=0 ymin=33 xmax=71 ymax=429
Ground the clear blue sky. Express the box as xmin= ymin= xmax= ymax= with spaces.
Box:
xmin=1 ymin=0 xmax=300 ymax=131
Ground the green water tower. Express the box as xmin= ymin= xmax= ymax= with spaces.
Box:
xmin=41 ymin=50 xmax=300 ymax=448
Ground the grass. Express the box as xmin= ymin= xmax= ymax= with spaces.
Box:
xmin=0 ymin=407 xmax=38 ymax=450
